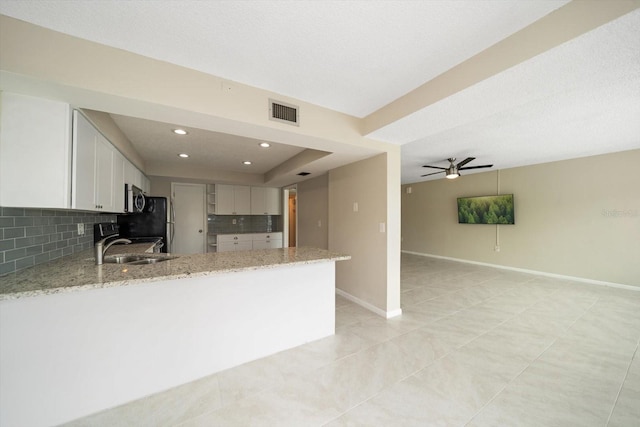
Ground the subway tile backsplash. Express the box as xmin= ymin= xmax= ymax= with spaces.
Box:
xmin=208 ymin=215 xmax=282 ymax=234
xmin=0 ymin=207 xmax=116 ymax=276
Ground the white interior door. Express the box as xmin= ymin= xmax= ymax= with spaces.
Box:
xmin=171 ymin=183 xmax=206 ymax=254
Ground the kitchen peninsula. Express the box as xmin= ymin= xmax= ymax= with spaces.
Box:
xmin=0 ymin=245 xmax=349 ymax=427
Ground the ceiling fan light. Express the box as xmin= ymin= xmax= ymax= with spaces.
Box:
xmin=445 ymin=167 xmax=459 ymax=179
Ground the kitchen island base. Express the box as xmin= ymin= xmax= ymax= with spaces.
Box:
xmin=0 ymin=261 xmax=336 ymax=427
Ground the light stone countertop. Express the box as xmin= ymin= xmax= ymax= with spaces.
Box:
xmin=0 ymin=245 xmax=350 ymax=301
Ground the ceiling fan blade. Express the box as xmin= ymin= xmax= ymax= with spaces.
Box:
xmin=456 ymin=157 xmax=475 ymax=168
xmin=421 ymin=171 xmax=445 ymax=177
xmin=459 ymin=164 xmax=493 ymax=170
xmin=422 ymin=165 xmax=447 ymax=170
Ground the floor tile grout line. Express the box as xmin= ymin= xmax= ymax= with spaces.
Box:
xmin=604 ymin=339 xmax=639 ymax=427
xmin=462 ymin=331 xmax=562 ymax=427
xmin=461 ymin=288 xmax=601 ymax=426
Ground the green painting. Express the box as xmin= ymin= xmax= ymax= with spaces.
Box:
xmin=457 ymin=194 xmax=515 ymax=224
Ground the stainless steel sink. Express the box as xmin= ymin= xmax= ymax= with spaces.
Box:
xmin=103 ymin=255 xmax=177 ymax=265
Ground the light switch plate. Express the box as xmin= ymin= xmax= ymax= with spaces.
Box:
xmin=353 ymin=202 xmax=359 ymax=212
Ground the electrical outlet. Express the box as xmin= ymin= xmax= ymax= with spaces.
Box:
xmin=494 ymin=245 xmax=500 ymax=252
xmin=353 ymin=202 xmax=359 ymax=212
xmin=77 ymin=223 xmax=85 ymax=236
xmin=317 ymin=220 xmax=322 ymax=228
xmin=232 ymin=219 xmax=237 ymax=225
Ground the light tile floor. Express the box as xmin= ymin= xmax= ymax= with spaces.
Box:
xmin=66 ymin=254 xmax=640 ymax=426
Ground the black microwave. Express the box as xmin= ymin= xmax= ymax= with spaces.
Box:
xmin=124 ymin=184 xmax=146 ymax=213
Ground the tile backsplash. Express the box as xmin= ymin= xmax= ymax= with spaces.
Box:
xmin=0 ymin=207 xmax=116 ymax=275
xmin=208 ymin=215 xmax=282 ymax=234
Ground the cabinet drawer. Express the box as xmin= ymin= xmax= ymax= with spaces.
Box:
xmin=252 ymin=232 xmax=283 ymax=241
xmin=217 ymin=234 xmax=253 ymax=243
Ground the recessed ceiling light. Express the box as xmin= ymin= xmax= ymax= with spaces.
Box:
xmin=259 ymin=142 xmax=271 ymax=148
xmin=243 ymin=161 xmax=252 ymax=165
xmin=173 ymin=129 xmax=188 ymax=135
xmin=178 ymin=153 xmax=189 ymax=158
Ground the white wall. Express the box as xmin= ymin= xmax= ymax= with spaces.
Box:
xmin=402 ymin=149 xmax=640 ymax=287
xmin=0 ymin=262 xmax=336 ymax=426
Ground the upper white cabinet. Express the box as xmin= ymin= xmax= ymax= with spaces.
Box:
xmin=124 ymin=160 xmax=141 ymax=189
xmin=72 ymin=111 xmax=123 ymax=213
xmin=1 ymin=92 xmax=142 ymax=212
xmin=0 ymin=92 xmax=72 ymax=209
xmin=112 ymin=151 xmax=125 ymax=212
xmin=250 ymin=187 xmax=282 ymax=215
xmin=216 ymin=184 xmax=251 ymax=215
xmin=141 ymin=175 xmax=151 ymax=194
xmin=124 ymin=159 xmax=149 ymax=194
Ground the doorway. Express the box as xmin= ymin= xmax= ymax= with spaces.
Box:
xmin=170 ymin=183 xmax=206 ymax=254
xmin=288 ymin=191 xmax=297 ymax=247
xmin=283 ymin=186 xmax=297 ymax=248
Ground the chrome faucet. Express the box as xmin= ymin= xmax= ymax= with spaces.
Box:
xmin=95 ymin=235 xmax=132 ymax=265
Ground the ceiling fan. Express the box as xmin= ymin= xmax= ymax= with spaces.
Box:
xmin=421 ymin=157 xmax=493 ymax=179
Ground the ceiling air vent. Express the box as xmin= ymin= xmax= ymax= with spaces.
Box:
xmin=269 ymin=99 xmax=299 ymax=126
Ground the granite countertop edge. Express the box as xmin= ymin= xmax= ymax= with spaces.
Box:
xmin=0 ymin=246 xmax=350 ymax=301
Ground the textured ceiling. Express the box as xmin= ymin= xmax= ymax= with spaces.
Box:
xmin=0 ymin=0 xmax=568 ymax=117
xmin=1 ymin=0 xmax=638 ymax=185
xmin=371 ymin=8 xmax=640 ymax=183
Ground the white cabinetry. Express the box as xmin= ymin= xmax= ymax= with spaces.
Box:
xmin=252 ymin=232 xmax=283 ymax=249
xmin=112 ymin=151 xmax=125 ymax=212
xmin=0 ymin=92 xmax=72 ymax=209
xmin=124 ymin=159 xmax=149 ymax=194
xmin=217 ymin=234 xmax=253 ymax=252
xmin=216 ymin=184 xmax=251 ymax=215
xmin=250 ymin=187 xmax=282 ymax=215
xmin=72 ymin=111 xmax=124 ymax=212
xmin=141 ymin=175 xmax=151 ymax=194
xmin=124 ymin=160 xmax=141 ymax=189
xmin=217 ymin=232 xmax=283 ymax=252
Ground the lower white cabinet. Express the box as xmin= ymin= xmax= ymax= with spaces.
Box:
xmin=252 ymin=233 xmax=284 ymax=249
xmin=216 ymin=232 xmax=283 ymax=252
xmin=217 ymin=234 xmax=253 ymax=252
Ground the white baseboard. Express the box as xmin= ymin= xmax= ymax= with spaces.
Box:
xmin=335 ymin=288 xmax=402 ymax=319
xmin=401 ymin=250 xmax=639 ymax=292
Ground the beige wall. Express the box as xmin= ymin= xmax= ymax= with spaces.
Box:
xmin=402 ymin=149 xmax=640 ymax=287
xmin=0 ymin=15 xmax=401 ymax=317
xmin=329 ymin=153 xmax=401 ymax=314
xmin=297 ymin=174 xmax=329 ymax=249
